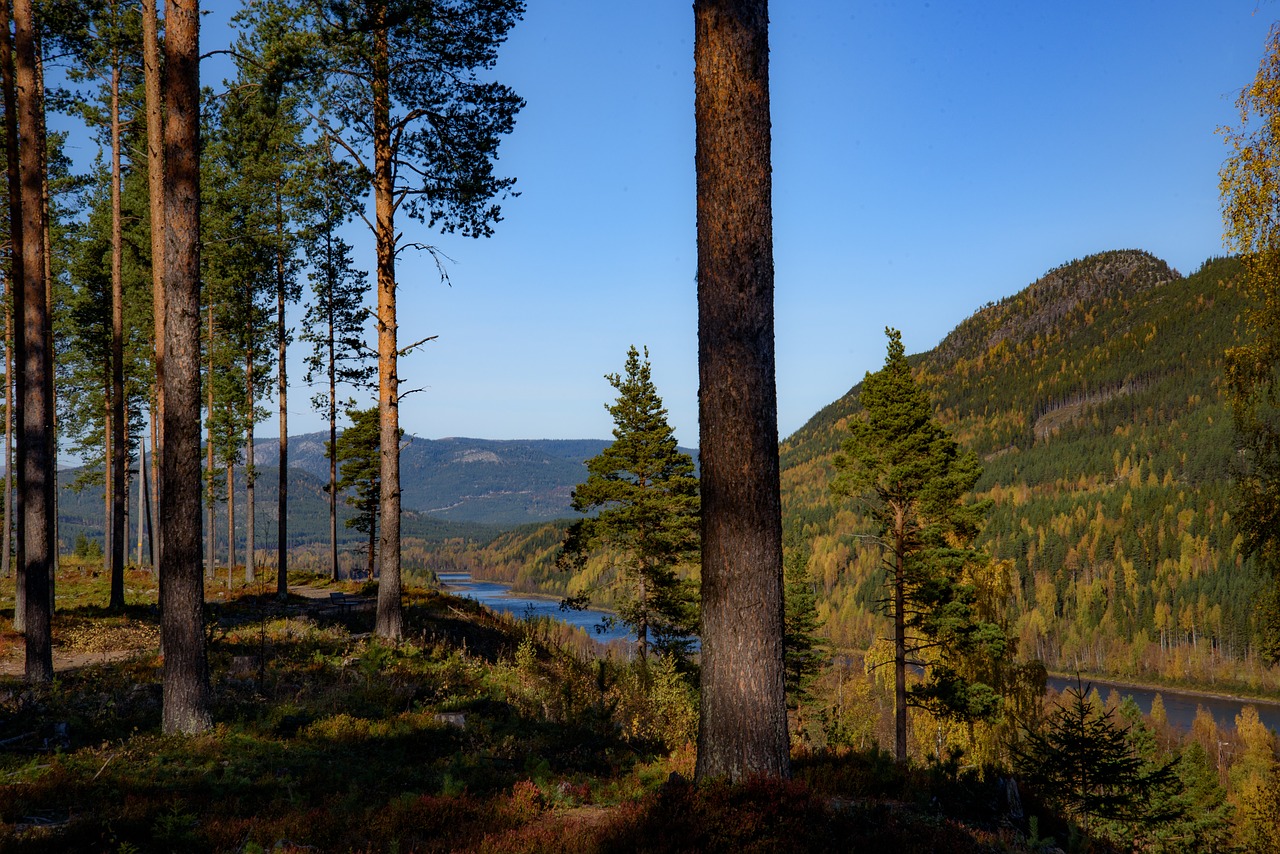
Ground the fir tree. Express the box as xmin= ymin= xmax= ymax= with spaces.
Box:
xmin=558 ymin=346 xmax=700 ymax=662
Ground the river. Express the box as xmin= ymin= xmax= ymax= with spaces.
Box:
xmin=439 ymin=572 xmax=1280 ymax=734
xmin=1045 ymin=674 xmax=1280 ymax=734
xmin=438 ymin=572 xmax=632 ymax=645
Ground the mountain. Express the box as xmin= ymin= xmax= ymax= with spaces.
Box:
xmin=455 ymin=249 xmax=1272 ymax=690
xmin=781 ymin=249 xmax=1266 ymax=687
xmin=249 ymin=436 xmax=608 ymax=526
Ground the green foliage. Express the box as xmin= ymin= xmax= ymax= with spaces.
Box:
xmin=783 ymin=547 xmax=826 ymax=708
xmin=334 ymin=406 xmax=402 ymax=573
xmin=832 ymin=328 xmax=1006 ymax=740
xmin=558 ymin=346 xmax=700 ymax=661
xmin=1015 ymin=685 xmax=1179 ymax=834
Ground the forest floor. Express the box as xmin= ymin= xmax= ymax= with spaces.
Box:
xmin=0 ymin=566 xmax=1057 ymax=853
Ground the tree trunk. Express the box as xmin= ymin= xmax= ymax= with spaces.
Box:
xmin=894 ymin=542 xmax=908 ymax=763
xmin=109 ymin=55 xmax=127 ymax=610
xmin=13 ymin=0 xmax=54 ymax=682
xmin=226 ymin=459 xmax=235 ymax=587
xmin=244 ymin=354 xmax=254 ymax=584
xmin=1 ymin=294 xmax=11 ymax=580
xmin=143 ymin=0 xmax=165 ymax=477
xmin=371 ymin=4 xmax=402 ymax=639
xmin=692 ymin=0 xmax=789 ymax=781
xmin=38 ymin=47 xmax=55 ymax=600
xmin=149 ymin=404 xmax=158 ymax=574
xmin=276 ymin=195 xmax=289 ymax=598
xmin=205 ymin=303 xmax=214 ymax=580
xmin=158 ymin=0 xmax=211 ymax=735
xmin=137 ymin=433 xmax=146 ymax=567
xmin=1 ymin=0 xmax=22 ymax=629
xmin=327 ymin=268 xmax=338 ymax=582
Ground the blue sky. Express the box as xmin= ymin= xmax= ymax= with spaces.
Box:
xmin=189 ymin=3 xmax=1273 ymax=446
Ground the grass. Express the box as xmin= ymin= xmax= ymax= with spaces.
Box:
xmin=0 ymin=565 xmax=1044 ymax=853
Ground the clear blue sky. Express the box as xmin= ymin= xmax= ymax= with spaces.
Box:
xmin=193 ymin=4 xmax=1276 ymax=446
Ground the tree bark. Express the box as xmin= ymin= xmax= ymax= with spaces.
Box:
xmin=1 ymin=293 xmax=11 ymax=580
xmin=276 ymin=195 xmax=289 ymax=598
xmin=143 ymin=0 xmax=165 ymax=476
xmin=159 ymin=0 xmax=211 ymax=734
xmin=2 ymin=0 xmax=24 ymax=631
xmin=205 ymin=303 xmax=214 ymax=580
xmin=226 ymin=457 xmax=235 ymax=587
xmin=327 ymin=258 xmax=338 ymax=582
xmin=371 ymin=4 xmax=402 ymax=639
xmin=244 ymin=354 xmax=254 ymax=584
xmin=13 ymin=0 xmax=54 ymax=682
xmin=894 ymin=532 xmax=907 ymax=762
xmin=693 ymin=0 xmax=789 ymax=781
xmin=109 ymin=54 xmax=127 ymax=610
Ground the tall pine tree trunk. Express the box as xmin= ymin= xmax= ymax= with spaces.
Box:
xmin=226 ymin=460 xmax=235 ymax=587
xmin=327 ymin=269 xmax=338 ymax=582
xmin=276 ymin=196 xmax=289 ymax=598
xmin=109 ymin=57 xmax=127 ymax=610
xmin=159 ymin=0 xmax=211 ymax=734
xmin=14 ymin=0 xmax=54 ymax=682
xmin=205 ymin=303 xmax=214 ymax=580
xmin=0 ymin=0 xmax=18 ymax=602
xmin=244 ymin=353 xmax=254 ymax=584
xmin=371 ymin=4 xmax=402 ymax=639
xmin=1 ymin=295 xmax=11 ymax=580
xmin=143 ymin=0 xmax=164 ymax=487
xmin=38 ymin=48 xmax=56 ymax=601
xmin=893 ymin=534 xmax=908 ymax=762
xmin=693 ymin=0 xmax=789 ymax=781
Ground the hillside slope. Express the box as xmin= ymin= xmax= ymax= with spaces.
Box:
xmin=783 ymin=250 xmax=1265 ymax=686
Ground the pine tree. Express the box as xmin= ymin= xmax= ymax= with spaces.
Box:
xmin=693 ymin=0 xmax=790 ymax=782
xmin=831 ymin=327 xmax=997 ymax=763
xmin=266 ymin=0 xmax=525 ymax=640
xmin=158 ymin=0 xmax=211 ymax=735
xmin=558 ymin=346 xmax=699 ymax=662
xmin=333 ymin=406 xmax=398 ymax=579
xmin=300 ymin=143 xmax=373 ymax=583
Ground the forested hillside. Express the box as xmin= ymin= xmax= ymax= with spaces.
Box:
xmin=453 ymin=250 xmax=1271 ymax=691
xmin=784 ymin=250 xmax=1267 ymax=687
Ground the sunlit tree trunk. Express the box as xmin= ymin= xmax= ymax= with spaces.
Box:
xmin=327 ymin=272 xmax=338 ymax=581
xmin=371 ymin=4 xmax=402 ymax=639
xmin=144 ymin=0 xmax=164 ymax=476
xmin=109 ymin=54 xmax=127 ymax=610
xmin=693 ymin=0 xmax=789 ymax=781
xmin=14 ymin=0 xmax=54 ymax=682
xmin=158 ymin=0 xmax=211 ymax=734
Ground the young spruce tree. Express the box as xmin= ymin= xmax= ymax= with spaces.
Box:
xmin=831 ymin=327 xmax=1004 ymax=763
xmin=559 ymin=346 xmax=699 ymax=663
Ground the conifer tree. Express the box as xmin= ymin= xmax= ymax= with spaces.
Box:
xmin=301 ymin=142 xmax=372 ymax=582
xmin=277 ymin=0 xmax=525 ymax=639
xmin=782 ymin=547 xmax=825 ymax=709
xmin=831 ymin=327 xmax=999 ymax=763
xmin=333 ymin=405 xmax=397 ymax=579
xmin=558 ymin=346 xmax=700 ymax=662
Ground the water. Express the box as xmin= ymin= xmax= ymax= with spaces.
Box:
xmin=438 ymin=572 xmax=632 ymax=645
xmin=1046 ymin=675 xmax=1280 ymax=734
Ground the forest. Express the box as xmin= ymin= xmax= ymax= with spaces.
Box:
xmin=3 ymin=0 xmax=1280 ymax=852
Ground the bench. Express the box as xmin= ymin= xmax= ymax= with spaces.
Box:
xmin=329 ymin=592 xmax=355 ymax=613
